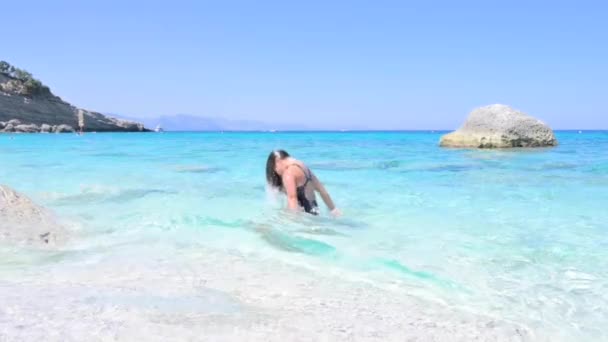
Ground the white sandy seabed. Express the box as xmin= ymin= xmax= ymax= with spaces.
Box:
xmin=0 ymin=232 xmax=539 ymax=342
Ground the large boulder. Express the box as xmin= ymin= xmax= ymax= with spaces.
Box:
xmin=440 ymin=104 xmax=557 ymax=148
xmin=0 ymin=185 xmax=68 ymax=247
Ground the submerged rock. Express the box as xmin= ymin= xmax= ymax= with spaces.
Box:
xmin=440 ymin=104 xmax=557 ymax=148
xmin=0 ymin=185 xmax=68 ymax=247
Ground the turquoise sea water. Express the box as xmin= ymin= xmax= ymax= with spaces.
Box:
xmin=1 ymin=131 xmax=607 ymax=340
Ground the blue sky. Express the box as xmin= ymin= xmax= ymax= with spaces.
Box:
xmin=3 ymin=0 xmax=606 ymax=129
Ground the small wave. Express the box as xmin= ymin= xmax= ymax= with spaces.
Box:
xmin=174 ymin=165 xmax=224 ymax=174
xmin=555 ymin=149 xmax=578 ymax=155
xmin=50 ymin=188 xmax=177 ymax=205
xmin=184 ymin=216 xmax=247 ymax=228
xmin=375 ymin=160 xmax=401 ymax=169
xmin=256 ymin=226 xmax=337 ymax=256
xmin=524 ymin=162 xmax=580 ymax=171
xmin=20 ymin=162 xmax=62 ymax=168
xmin=86 ymin=152 xmax=133 ymax=158
xmin=586 ymin=164 xmax=608 ymax=173
xmin=376 ymin=258 xmax=469 ymax=293
xmin=310 ymin=160 xmax=402 ymax=171
xmin=400 ymin=164 xmax=479 ymax=173
xmin=296 ymin=227 xmax=347 ymax=236
xmin=309 ymin=161 xmax=370 ymax=171
xmin=563 ymin=269 xmax=598 ymax=294
xmin=427 ymin=164 xmax=478 ymax=172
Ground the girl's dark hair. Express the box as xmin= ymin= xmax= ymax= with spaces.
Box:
xmin=266 ymin=150 xmax=290 ymax=190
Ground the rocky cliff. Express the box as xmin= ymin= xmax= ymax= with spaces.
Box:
xmin=0 ymin=61 xmax=148 ymax=133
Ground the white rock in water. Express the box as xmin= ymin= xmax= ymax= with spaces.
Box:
xmin=0 ymin=185 xmax=68 ymax=247
xmin=440 ymin=104 xmax=558 ymax=148
xmin=53 ymin=124 xmax=75 ymax=133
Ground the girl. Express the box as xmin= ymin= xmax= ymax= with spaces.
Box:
xmin=266 ymin=150 xmax=341 ymax=216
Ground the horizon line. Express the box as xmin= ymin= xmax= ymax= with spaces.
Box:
xmin=147 ymin=129 xmax=607 ymax=133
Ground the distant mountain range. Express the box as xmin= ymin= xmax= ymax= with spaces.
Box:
xmin=1 ymin=61 xmax=360 ymax=133
xmin=111 ymin=113 xmax=313 ymax=131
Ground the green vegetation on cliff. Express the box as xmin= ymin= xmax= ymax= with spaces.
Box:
xmin=0 ymin=61 xmax=51 ymax=97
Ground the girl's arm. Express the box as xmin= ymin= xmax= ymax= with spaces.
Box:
xmin=312 ymin=174 xmax=340 ymax=215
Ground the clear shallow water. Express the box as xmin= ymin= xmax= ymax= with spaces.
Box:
xmin=1 ymin=131 xmax=607 ymax=340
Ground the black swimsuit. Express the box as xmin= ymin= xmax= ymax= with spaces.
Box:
xmin=289 ymin=164 xmax=319 ymax=215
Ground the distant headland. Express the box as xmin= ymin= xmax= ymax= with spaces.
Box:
xmin=0 ymin=61 xmax=148 ymax=133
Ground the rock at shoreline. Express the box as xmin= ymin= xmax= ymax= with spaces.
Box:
xmin=0 ymin=122 xmax=76 ymax=133
xmin=54 ymin=124 xmax=75 ymax=133
xmin=0 ymin=185 xmax=69 ymax=247
xmin=440 ymin=104 xmax=558 ymax=148
xmin=40 ymin=124 xmax=52 ymax=133
xmin=15 ymin=123 xmax=39 ymax=133
xmin=3 ymin=123 xmax=14 ymax=132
